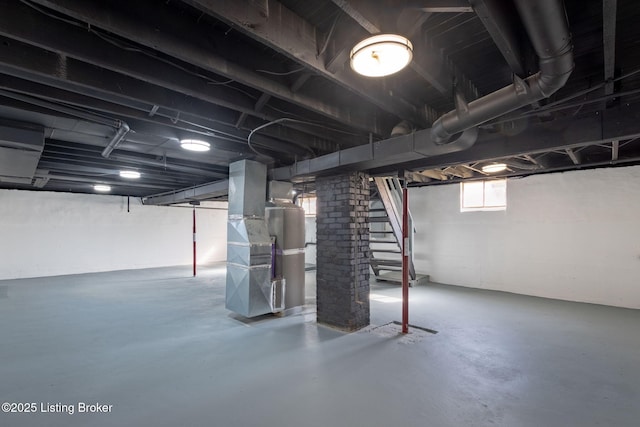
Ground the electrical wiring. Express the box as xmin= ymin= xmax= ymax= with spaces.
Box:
xmin=19 ymin=0 xmax=83 ymax=28
xmin=256 ymin=67 xmax=306 ymax=76
xmin=19 ymin=0 xmax=369 ymax=149
xmin=248 ymin=117 xmax=370 ymax=157
xmin=89 ymin=31 xmax=259 ymax=99
xmin=263 ymin=105 xmax=367 ymax=137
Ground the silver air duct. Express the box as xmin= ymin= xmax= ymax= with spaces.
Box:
xmin=431 ymin=0 xmax=573 ymax=143
xmin=226 ymin=160 xmax=284 ymax=317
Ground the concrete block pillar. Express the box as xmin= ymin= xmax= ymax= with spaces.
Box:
xmin=316 ymin=172 xmax=370 ymax=331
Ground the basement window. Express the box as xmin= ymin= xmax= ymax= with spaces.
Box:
xmin=460 ymin=179 xmax=507 ymax=212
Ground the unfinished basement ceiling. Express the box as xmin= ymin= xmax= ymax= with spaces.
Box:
xmin=0 ymin=0 xmax=639 ymax=200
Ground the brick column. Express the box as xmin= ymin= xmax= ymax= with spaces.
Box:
xmin=316 ymin=172 xmax=370 ymax=331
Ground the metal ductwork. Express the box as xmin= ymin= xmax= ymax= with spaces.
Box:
xmin=431 ymin=0 xmax=573 ymax=143
xmin=271 ymin=0 xmax=572 ymax=182
xmin=225 ymin=160 xmax=306 ymax=318
xmin=226 ymin=160 xmax=281 ymax=317
xmin=271 ymin=126 xmax=478 ymax=181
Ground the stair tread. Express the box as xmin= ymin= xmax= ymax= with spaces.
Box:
xmin=369 ymin=217 xmax=390 ymax=223
xmin=371 ymin=259 xmax=402 ymax=266
xmin=374 ymin=266 xmax=402 ymax=272
xmin=371 ymin=249 xmax=401 ymax=253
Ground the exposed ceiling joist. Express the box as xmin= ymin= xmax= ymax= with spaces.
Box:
xmin=43 ymin=138 xmax=230 ymax=178
xmin=36 ymin=172 xmax=173 ymax=190
xmin=0 ymin=2 xmax=358 ymax=150
xmin=0 ymin=77 xmax=305 ymax=159
xmin=405 ymin=0 xmax=474 ymax=13
xmin=565 ymin=148 xmax=582 ymax=165
xmin=603 ymin=0 xmax=617 ymax=96
xmin=183 ymin=0 xmax=429 ymax=127
xmin=290 ymin=73 xmax=312 ymax=93
xmin=523 ymin=154 xmax=543 ymax=166
xmin=470 ymin=0 xmax=528 ymax=76
xmin=443 ymin=165 xmax=474 ymax=178
xmin=0 ymin=1 xmax=257 ymax=112
xmin=0 ymin=0 xmax=639 ymax=197
xmin=27 ymin=0 xmax=384 ymax=133
xmin=35 ymin=161 xmax=187 ymax=185
xmin=461 ymin=164 xmax=489 ymax=175
xmin=417 ymin=169 xmax=449 ymax=180
xmin=331 ymin=0 xmax=480 ymax=104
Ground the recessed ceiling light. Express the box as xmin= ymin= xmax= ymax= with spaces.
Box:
xmin=119 ymin=170 xmax=141 ymax=179
xmin=350 ymin=34 xmax=413 ymax=77
xmin=180 ymin=139 xmax=210 ymax=152
xmin=94 ymin=184 xmax=111 ymax=192
xmin=481 ymin=163 xmax=508 ymax=173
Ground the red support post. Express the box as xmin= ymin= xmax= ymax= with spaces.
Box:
xmin=192 ymin=208 xmax=197 ymax=277
xmin=402 ymin=185 xmax=409 ymax=334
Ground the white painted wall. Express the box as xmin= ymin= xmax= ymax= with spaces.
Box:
xmin=0 ymin=189 xmax=228 ymax=280
xmin=410 ymin=165 xmax=640 ymax=309
xmin=304 ymin=216 xmax=317 ymax=266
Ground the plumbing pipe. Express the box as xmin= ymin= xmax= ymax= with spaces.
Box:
xmin=101 ymin=121 xmax=130 ymax=158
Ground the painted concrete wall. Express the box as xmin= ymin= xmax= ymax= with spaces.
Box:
xmin=0 ymin=189 xmax=228 ymax=280
xmin=410 ymin=165 xmax=640 ymax=309
xmin=304 ymin=216 xmax=317 ymax=266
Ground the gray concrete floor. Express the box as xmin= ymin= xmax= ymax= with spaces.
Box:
xmin=1 ymin=264 xmax=639 ymax=427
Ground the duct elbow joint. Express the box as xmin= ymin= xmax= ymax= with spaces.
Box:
xmin=430 ymin=119 xmax=452 ymax=144
xmin=537 ymin=50 xmax=574 ymax=97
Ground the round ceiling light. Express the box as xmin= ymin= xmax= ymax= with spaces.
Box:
xmin=119 ymin=170 xmax=141 ymax=179
xmin=180 ymin=139 xmax=210 ymax=152
xmin=481 ymin=163 xmax=508 ymax=173
xmin=350 ymin=34 xmax=413 ymax=77
xmin=93 ymin=184 xmax=111 ymax=192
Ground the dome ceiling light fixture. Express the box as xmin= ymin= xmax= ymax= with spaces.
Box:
xmin=350 ymin=34 xmax=413 ymax=77
xmin=119 ymin=170 xmax=141 ymax=179
xmin=481 ymin=163 xmax=508 ymax=173
xmin=180 ymin=139 xmax=211 ymax=152
xmin=93 ymin=184 xmax=112 ymax=192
